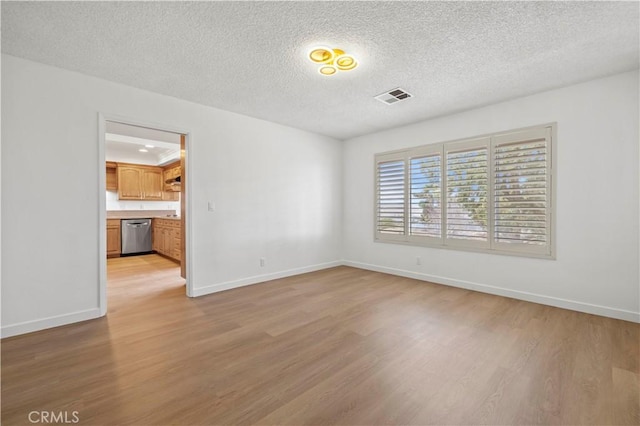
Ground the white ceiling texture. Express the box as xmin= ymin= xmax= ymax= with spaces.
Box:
xmin=2 ymin=1 xmax=638 ymax=140
xmin=105 ymin=121 xmax=181 ymax=166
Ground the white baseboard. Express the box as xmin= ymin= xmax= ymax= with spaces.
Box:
xmin=1 ymin=308 xmax=103 ymax=339
xmin=5 ymin=259 xmax=637 ymax=338
xmin=342 ymin=260 xmax=640 ymax=323
xmin=191 ymin=260 xmax=343 ymax=297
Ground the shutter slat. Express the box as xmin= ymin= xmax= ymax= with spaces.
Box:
xmin=495 ymin=189 xmax=546 ymax=195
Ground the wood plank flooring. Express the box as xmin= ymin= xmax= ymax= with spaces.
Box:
xmin=2 ymin=254 xmax=639 ymax=425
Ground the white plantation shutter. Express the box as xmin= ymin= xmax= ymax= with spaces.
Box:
xmin=409 ymin=150 xmax=442 ymax=241
xmin=373 ymin=124 xmax=554 ymax=258
xmin=445 ymin=139 xmax=490 ymax=247
xmin=376 ymin=155 xmax=406 ymax=238
xmin=492 ymin=128 xmax=551 ymax=255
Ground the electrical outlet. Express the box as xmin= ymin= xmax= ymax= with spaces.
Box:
xmin=416 ymin=256 xmax=421 ymax=265
xmin=260 ymin=258 xmax=266 ymax=267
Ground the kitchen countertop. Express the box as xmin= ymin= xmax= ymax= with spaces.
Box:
xmin=106 ymin=210 xmax=181 ymax=221
xmin=107 ymin=215 xmax=181 ymax=221
xmin=154 ymin=216 xmax=181 ymax=221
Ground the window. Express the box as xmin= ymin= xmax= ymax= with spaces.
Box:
xmin=409 ymin=150 xmax=441 ymax=240
xmin=445 ymin=139 xmax=489 ymax=248
xmin=374 ymin=124 xmax=554 ymax=258
xmin=376 ymin=155 xmax=405 ymax=240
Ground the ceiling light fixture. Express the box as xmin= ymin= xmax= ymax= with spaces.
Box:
xmin=145 ymin=144 xmax=154 ymax=148
xmin=308 ymin=46 xmax=358 ymax=76
xmin=138 ymin=148 xmax=148 ymax=153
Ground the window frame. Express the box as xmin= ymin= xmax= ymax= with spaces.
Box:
xmin=373 ymin=123 xmax=556 ymax=260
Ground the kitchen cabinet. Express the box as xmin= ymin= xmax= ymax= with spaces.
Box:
xmin=162 ymin=161 xmax=181 ymax=201
xmin=142 ymin=169 xmax=163 ymax=200
xmin=162 ymin=163 xmax=180 ymax=201
xmin=162 ymin=190 xmax=179 ymax=202
xmin=117 ymin=164 xmax=164 ymax=200
xmin=152 ymin=218 xmax=181 ymax=262
xmin=117 ymin=166 xmax=143 ymax=199
xmin=106 ymin=162 xmax=118 ymax=191
xmin=163 ymin=162 xmax=181 ymax=184
xmin=106 ymin=219 xmax=121 ymax=257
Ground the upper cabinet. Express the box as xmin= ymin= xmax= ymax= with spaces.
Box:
xmin=163 ymin=161 xmax=181 ymax=192
xmin=106 ymin=162 xmax=118 ymax=191
xmin=117 ymin=164 xmax=164 ymax=200
xmin=142 ymin=168 xmax=163 ymax=200
xmin=161 ymin=161 xmax=181 ymax=201
xmin=117 ymin=166 xmax=144 ymax=199
xmin=108 ymin=162 xmax=180 ymax=201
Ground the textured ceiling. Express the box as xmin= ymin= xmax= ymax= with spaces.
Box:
xmin=105 ymin=121 xmax=180 ymax=166
xmin=2 ymin=1 xmax=638 ymax=140
xmin=105 ymin=140 xmax=179 ymax=167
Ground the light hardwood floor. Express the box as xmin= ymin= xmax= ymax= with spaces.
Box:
xmin=2 ymin=254 xmax=639 ymax=425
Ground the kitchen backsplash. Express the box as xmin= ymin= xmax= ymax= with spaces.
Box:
xmin=106 ymin=191 xmax=180 ymax=211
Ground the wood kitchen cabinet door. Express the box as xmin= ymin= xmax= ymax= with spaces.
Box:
xmin=152 ymin=219 xmax=181 ymax=262
xmin=142 ymin=169 xmax=163 ymax=200
xmin=117 ymin=164 xmax=164 ymax=200
xmin=106 ymin=162 xmax=118 ymax=191
xmin=152 ymin=221 xmax=159 ymax=252
xmin=172 ymin=228 xmax=181 ymax=260
xmin=106 ymin=219 xmax=121 ymax=257
xmin=158 ymin=228 xmax=166 ymax=254
xmin=117 ymin=166 xmax=143 ymax=199
xmin=162 ymin=191 xmax=179 ymax=201
xmin=163 ymin=228 xmax=173 ymax=256
xmin=153 ymin=220 xmax=166 ymax=254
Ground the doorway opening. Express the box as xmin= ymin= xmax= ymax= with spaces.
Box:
xmin=98 ymin=115 xmax=191 ymax=316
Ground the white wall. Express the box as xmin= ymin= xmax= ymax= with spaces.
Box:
xmin=343 ymin=70 xmax=640 ymax=322
xmin=2 ymin=55 xmax=637 ymax=338
xmin=105 ymin=191 xmax=180 ymax=212
xmin=1 ymin=54 xmax=343 ymax=336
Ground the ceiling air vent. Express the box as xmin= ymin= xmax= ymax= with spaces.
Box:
xmin=374 ymin=88 xmax=413 ymax=105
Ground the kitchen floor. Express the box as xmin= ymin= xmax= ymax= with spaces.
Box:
xmin=107 ymin=254 xmax=184 ymax=311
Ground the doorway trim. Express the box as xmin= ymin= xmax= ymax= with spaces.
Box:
xmin=98 ymin=113 xmax=194 ymax=316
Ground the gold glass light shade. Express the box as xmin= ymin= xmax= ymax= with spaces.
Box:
xmin=335 ymin=54 xmax=358 ymax=71
xmin=309 ymin=47 xmax=335 ymax=64
xmin=319 ymin=65 xmax=337 ymax=76
xmin=308 ymin=46 xmax=358 ymax=75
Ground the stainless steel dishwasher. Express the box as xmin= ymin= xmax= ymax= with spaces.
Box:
xmin=121 ymin=219 xmax=152 ymax=255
